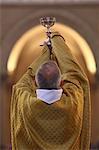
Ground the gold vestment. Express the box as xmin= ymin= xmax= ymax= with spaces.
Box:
xmin=11 ymin=33 xmax=91 ymax=150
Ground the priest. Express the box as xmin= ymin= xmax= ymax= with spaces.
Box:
xmin=11 ymin=32 xmax=91 ymax=150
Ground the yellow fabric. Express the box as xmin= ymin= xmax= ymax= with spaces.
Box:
xmin=11 ymin=33 xmax=91 ymax=150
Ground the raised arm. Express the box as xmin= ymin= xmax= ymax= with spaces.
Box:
xmin=15 ymin=44 xmax=50 ymax=91
xmin=51 ymin=32 xmax=88 ymax=83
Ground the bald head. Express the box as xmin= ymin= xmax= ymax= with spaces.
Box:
xmin=35 ymin=61 xmax=61 ymax=89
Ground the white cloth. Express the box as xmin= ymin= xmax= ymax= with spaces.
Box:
xmin=36 ymin=89 xmax=63 ymax=104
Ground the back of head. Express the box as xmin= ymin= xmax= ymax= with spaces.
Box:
xmin=35 ymin=60 xmax=61 ymax=89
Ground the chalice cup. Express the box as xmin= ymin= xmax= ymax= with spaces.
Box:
xmin=40 ymin=17 xmax=56 ymax=56
xmin=40 ymin=17 xmax=56 ymax=32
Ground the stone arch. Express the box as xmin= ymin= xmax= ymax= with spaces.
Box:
xmin=6 ymin=23 xmax=96 ymax=85
xmin=3 ymin=8 xmax=98 ymax=74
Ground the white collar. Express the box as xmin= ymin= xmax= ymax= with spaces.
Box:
xmin=36 ymin=89 xmax=63 ymax=104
